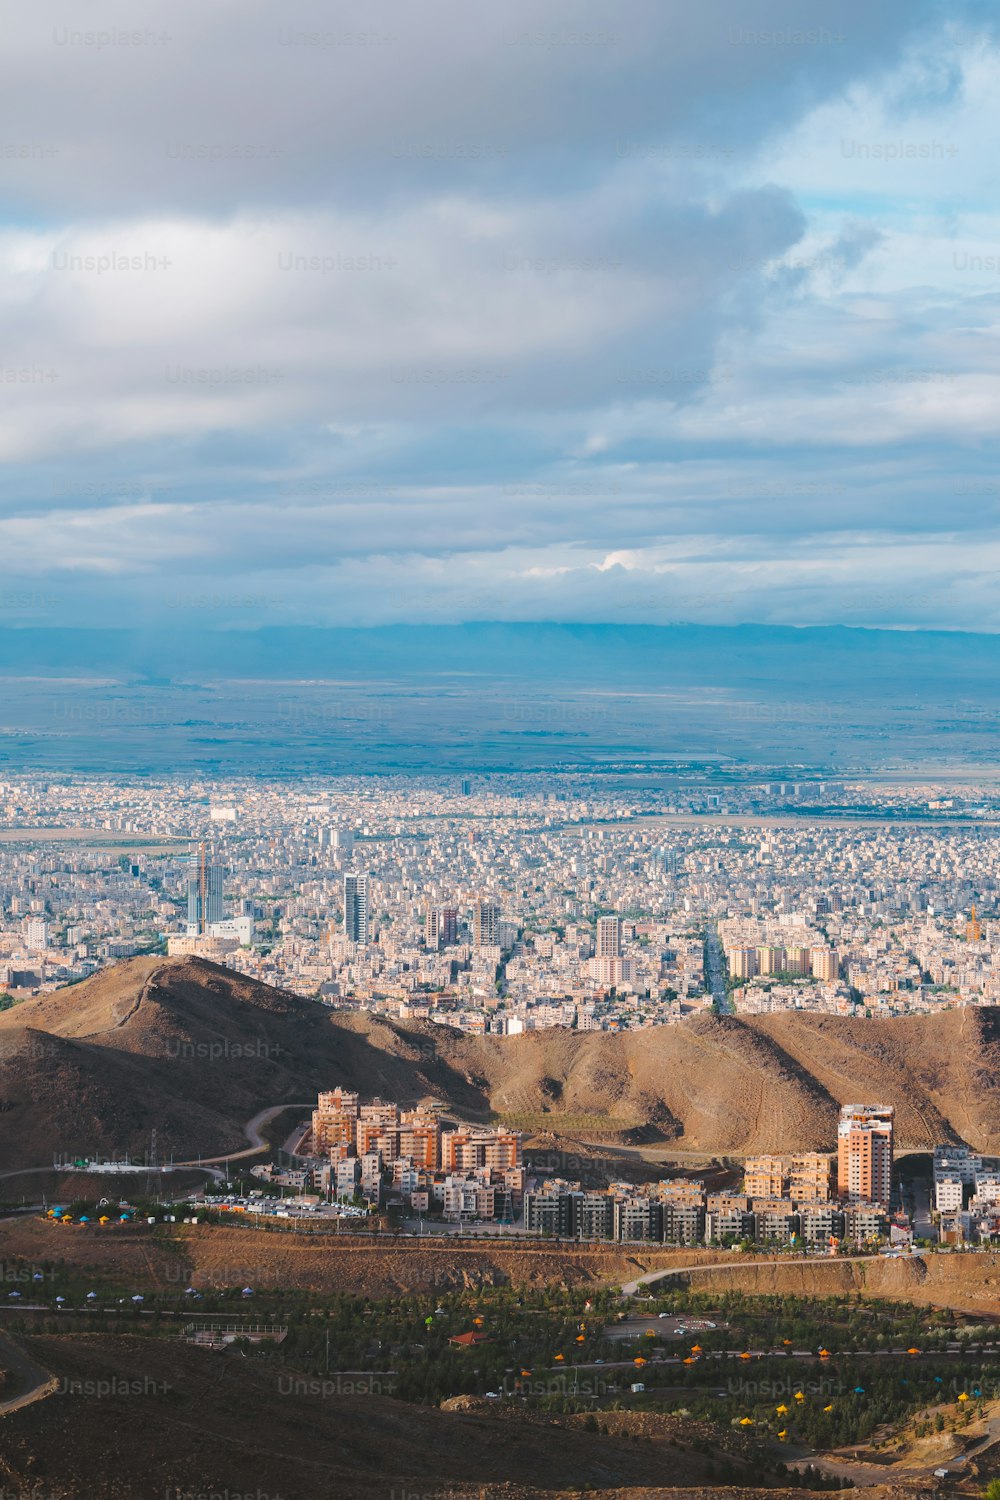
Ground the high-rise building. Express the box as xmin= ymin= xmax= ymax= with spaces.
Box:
xmin=473 ymin=900 xmax=500 ymax=950
xmin=837 ymin=1104 xmax=894 ymax=1205
xmin=399 ymin=1111 xmax=441 ymax=1170
xmin=312 ymin=1088 xmax=360 ymax=1156
xmin=756 ymin=944 xmax=783 ymax=975
xmin=596 ymin=915 xmax=622 ymax=959
xmin=24 ymin=916 xmax=49 ymax=952
xmin=810 ymin=946 xmax=838 ymax=981
xmin=783 ymin=946 xmax=811 ymax=977
xmin=727 ymin=946 xmax=758 ymax=980
xmin=332 ymin=827 xmax=355 ymax=856
xmin=186 ymin=847 xmax=224 ymax=934
xmin=439 ymin=906 xmax=458 ymax=946
xmin=425 ymin=904 xmax=458 ymax=949
xmin=343 ymin=872 xmax=369 ymax=946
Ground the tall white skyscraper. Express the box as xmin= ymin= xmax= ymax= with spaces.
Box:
xmin=24 ymin=917 xmax=49 ymax=952
xmin=344 ymin=872 xmax=369 ymax=946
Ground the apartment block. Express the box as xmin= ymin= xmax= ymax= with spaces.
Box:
xmin=441 ymin=1127 xmax=522 ymax=1172
xmin=744 ymin=1156 xmax=786 ymax=1198
xmin=789 ymin=1152 xmax=833 ymax=1203
xmin=613 ymin=1195 xmax=663 ymax=1242
xmin=797 ymin=1206 xmax=844 ymax=1246
xmin=935 ymin=1175 xmax=964 ymax=1213
xmin=837 ymin=1103 xmax=894 ymax=1205
xmin=662 ymin=1202 xmax=705 ymax=1245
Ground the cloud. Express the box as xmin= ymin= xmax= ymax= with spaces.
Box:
xmin=0 ymin=0 xmax=999 ymax=632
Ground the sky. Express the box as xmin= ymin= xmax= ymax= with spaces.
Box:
xmin=3 ymin=0 xmax=1000 ymax=634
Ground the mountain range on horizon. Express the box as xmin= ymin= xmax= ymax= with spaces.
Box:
xmin=0 ymin=620 xmax=997 ymax=688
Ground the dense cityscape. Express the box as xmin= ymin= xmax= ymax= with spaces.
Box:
xmin=3 ymin=774 xmax=1000 ymax=1033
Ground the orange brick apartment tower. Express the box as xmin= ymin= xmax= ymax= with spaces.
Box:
xmin=837 ymin=1104 xmax=894 ymax=1204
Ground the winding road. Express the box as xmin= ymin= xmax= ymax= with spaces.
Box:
xmin=172 ymin=1103 xmax=312 ymax=1168
xmin=0 ymin=1328 xmax=57 ymax=1415
xmin=0 ymin=1104 xmax=311 ymax=1419
xmin=0 ymin=1103 xmax=312 ymax=1185
xmin=619 ymin=1252 xmax=886 ymax=1295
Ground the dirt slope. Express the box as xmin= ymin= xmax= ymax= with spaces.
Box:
xmin=0 ymin=957 xmax=479 ymax=1168
xmin=665 ymin=1248 xmax=1000 ymax=1317
xmin=0 ymin=1332 xmax=776 ymax=1500
xmin=1 ymin=956 xmax=999 ymax=1169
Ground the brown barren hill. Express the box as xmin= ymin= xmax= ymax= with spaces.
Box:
xmin=0 ymin=956 xmax=485 ymax=1170
xmin=2 ymin=955 xmax=1000 ymax=1170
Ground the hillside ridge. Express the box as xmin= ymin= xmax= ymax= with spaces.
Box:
xmin=0 ymin=956 xmax=995 ymax=1168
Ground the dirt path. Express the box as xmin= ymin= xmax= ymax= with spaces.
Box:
xmin=0 ymin=1328 xmax=57 ymax=1416
xmin=619 ymin=1253 xmax=882 ymax=1295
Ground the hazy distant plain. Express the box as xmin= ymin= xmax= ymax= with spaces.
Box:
xmin=0 ymin=624 xmax=996 ymax=775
